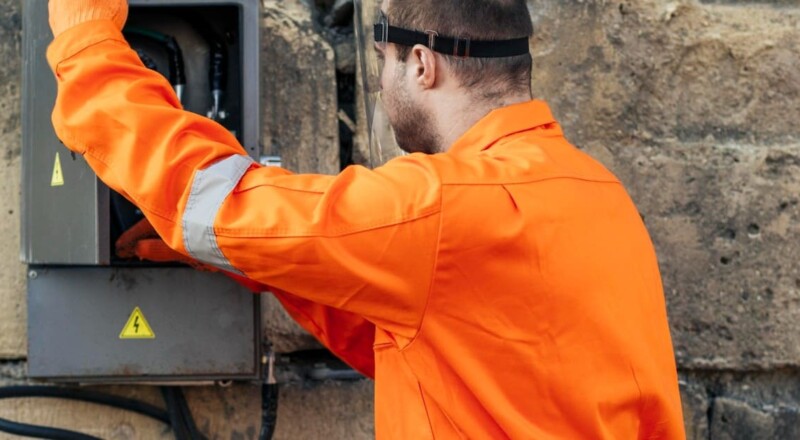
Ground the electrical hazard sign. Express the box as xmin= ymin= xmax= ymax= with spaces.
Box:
xmin=119 ymin=307 xmax=156 ymax=339
xmin=50 ymin=152 xmax=64 ymax=187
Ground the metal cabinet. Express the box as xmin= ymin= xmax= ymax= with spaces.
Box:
xmin=21 ymin=0 xmax=263 ymax=383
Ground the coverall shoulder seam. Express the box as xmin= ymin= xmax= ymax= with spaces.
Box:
xmin=399 ymin=183 xmax=444 ymax=351
xmin=234 ymin=182 xmax=326 ymax=196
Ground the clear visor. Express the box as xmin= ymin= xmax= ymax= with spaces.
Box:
xmin=354 ymin=0 xmax=403 ymax=168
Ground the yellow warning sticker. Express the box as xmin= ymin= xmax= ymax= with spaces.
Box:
xmin=119 ymin=307 xmax=156 ymax=339
xmin=51 ymin=152 xmax=64 ymax=187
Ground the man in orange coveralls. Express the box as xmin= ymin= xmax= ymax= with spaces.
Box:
xmin=48 ymin=0 xmax=685 ymax=438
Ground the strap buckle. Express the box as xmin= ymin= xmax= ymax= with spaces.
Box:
xmin=453 ymin=37 xmax=471 ymax=58
xmin=425 ymin=30 xmax=439 ymax=51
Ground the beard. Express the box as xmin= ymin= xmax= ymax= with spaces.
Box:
xmin=383 ymin=64 xmax=442 ymax=155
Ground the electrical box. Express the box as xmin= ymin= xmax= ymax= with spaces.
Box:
xmin=21 ymin=0 xmax=263 ymax=383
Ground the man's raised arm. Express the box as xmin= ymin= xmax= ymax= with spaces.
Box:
xmin=47 ymin=7 xmax=442 ymax=348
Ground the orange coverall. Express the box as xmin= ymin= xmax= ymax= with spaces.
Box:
xmin=48 ymin=20 xmax=685 ymax=439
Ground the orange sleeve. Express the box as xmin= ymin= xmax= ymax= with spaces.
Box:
xmin=47 ymin=21 xmax=442 ymax=343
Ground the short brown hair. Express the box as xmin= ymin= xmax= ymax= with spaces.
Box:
xmin=389 ymin=0 xmax=533 ymax=99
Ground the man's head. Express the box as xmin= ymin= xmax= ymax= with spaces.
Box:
xmin=375 ymin=0 xmax=533 ymax=154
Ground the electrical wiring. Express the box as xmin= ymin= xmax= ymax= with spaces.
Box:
xmin=0 ymin=418 xmax=100 ymax=440
xmin=0 ymin=384 xmax=278 ymax=440
xmin=161 ymin=387 xmax=191 ymax=440
xmin=258 ymin=382 xmax=279 ymax=440
xmin=0 ymin=386 xmax=170 ymax=423
xmin=258 ymin=352 xmax=279 ymax=440
xmin=123 ymin=26 xmax=187 ymax=102
xmin=135 ymin=49 xmax=160 ymax=71
xmin=173 ymin=388 xmax=204 ymax=440
xmin=160 ymin=387 xmax=206 ymax=440
xmin=185 ymin=13 xmax=229 ymax=121
xmin=0 ymin=386 xmax=169 ymax=439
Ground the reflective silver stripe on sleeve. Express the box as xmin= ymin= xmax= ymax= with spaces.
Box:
xmin=182 ymin=154 xmax=254 ymax=274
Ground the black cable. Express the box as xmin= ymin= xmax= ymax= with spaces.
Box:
xmin=0 ymin=386 xmax=170 ymax=424
xmin=186 ymin=13 xmax=229 ymax=120
xmin=161 ymin=387 xmax=190 ymax=440
xmin=135 ymin=49 xmax=160 ymax=71
xmin=0 ymin=385 xmax=171 ymax=440
xmin=123 ymin=27 xmax=186 ymax=101
xmin=159 ymin=386 xmax=207 ymax=440
xmin=258 ymin=382 xmax=279 ymax=440
xmin=0 ymin=417 xmax=101 ymax=440
xmin=185 ymin=13 xmax=228 ymax=94
xmin=0 ymin=382 xmax=270 ymax=439
xmin=259 ymin=352 xmax=279 ymax=440
xmin=173 ymin=387 xmax=205 ymax=440
xmin=164 ymin=36 xmax=187 ymax=88
xmin=209 ymin=43 xmax=227 ymax=94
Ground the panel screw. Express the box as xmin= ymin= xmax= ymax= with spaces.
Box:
xmin=28 ymin=270 xmax=38 ymax=280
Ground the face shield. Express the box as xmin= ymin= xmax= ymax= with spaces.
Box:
xmin=353 ymin=0 xmax=403 ymax=168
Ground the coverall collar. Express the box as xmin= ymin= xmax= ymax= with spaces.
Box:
xmin=447 ymin=100 xmax=561 ymax=156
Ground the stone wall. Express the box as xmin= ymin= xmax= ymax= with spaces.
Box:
xmin=0 ymin=0 xmax=797 ymax=438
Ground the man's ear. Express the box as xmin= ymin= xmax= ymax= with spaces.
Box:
xmin=410 ymin=45 xmax=437 ymax=90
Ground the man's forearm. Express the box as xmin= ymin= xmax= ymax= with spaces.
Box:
xmin=47 ymin=20 xmax=267 ymax=256
xmin=47 ymin=19 xmax=438 ymax=338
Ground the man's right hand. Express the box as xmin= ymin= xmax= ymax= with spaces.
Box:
xmin=116 ymin=218 xmax=268 ymax=293
xmin=49 ymin=0 xmax=128 ymax=38
xmin=116 ymin=217 xmax=206 ymax=269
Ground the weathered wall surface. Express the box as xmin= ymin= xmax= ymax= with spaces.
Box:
xmin=0 ymin=0 xmax=797 ymax=438
xmin=0 ymin=0 xmax=25 ymax=361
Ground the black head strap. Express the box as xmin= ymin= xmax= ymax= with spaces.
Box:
xmin=374 ymin=24 xmax=529 ymax=58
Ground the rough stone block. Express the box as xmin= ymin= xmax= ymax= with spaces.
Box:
xmin=680 ymin=370 xmax=800 ymax=414
xmin=589 ymin=141 xmax=800 ymax=369
xmin=0 ymin=0 xmax=25 ymax=359
xmin=182 ymin=384 xmax=262 ymax=438
xmin=710 ymin=397 xmax=800 ymax=440
xmin=529 ymin=1 xmax=800 ymax=147
xmin=0 ymin=157 xmax=25 ymax=359
xmin=274 ymin=380 xmax=374 ymax=440
xmin=680 ymin=380 xmax=709 ymax=440
xmin=261 ymin=0 xmax=340 ymax=175
xmin=332 ymin=33 xmax=356 ymax=75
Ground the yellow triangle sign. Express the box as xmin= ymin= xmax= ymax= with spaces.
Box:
xmin=119 ymin=307 xmax=156 ymax=339
xmin=51 ymin=152 xmax=64 ymax=187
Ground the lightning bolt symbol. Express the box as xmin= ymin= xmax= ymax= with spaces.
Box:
xmin=134 ymin=316 xmax=140 ymax=333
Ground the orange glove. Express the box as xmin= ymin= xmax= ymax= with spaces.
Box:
xmin=49 ymin=0 xmax=128 ymax=38
xmin=116 ymin=218 xmax=268 ymax=293
xmin=115 ymin=217 xmax=209 ymax=270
